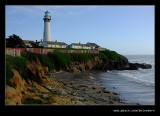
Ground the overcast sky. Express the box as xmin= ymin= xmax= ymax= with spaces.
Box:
xmin=5 ymin=5 xmax=154 ymax=55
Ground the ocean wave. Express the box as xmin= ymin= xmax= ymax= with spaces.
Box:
xmin=129 ymin=58 xmax=155 ymax=66
xmin=118 ymin=72 xmax=155 ymax=87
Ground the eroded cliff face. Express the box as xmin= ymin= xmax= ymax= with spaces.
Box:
xmin=6 ymin=86 xmax=22 ymax=105
xmin=5 ymin=58 xmax=87 ymax=105
xmin=5 ymin=69 xmax=125 ymax=105
xmin=6 ymin=69 xmax=27 ymax=105
xmin=67 ymin=56 xmax=102 ymax=73
xmin=5 ymin=55 xmax=129 ymax=105
xmin=5 ymin=58 xmax=50 ymax=105
xmin=67 ymin=56 xmax=129 ymax=73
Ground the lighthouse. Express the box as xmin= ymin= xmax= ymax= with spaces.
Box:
xmin=43 ymin=11 xmax=51 ymax=41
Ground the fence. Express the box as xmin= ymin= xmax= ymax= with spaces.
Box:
xmin=6 ymin=48 xmax=99 ymax=56
xmin=6 ymin=48 xmax=21 ymax=56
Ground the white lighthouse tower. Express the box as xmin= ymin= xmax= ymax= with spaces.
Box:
xmin=43 ymin=11 xmax=51 ymax=41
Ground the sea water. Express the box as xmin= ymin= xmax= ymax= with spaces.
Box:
xmin=92 ymin=55 xmax=155 ymax=105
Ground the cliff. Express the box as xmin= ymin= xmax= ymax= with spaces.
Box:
xmin=6 ymin=54 xmax=126 ymax=105
xmin=6 ymin=50 xmax=151 ymax=104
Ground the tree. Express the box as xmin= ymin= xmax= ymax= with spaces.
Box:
xmin=29 ymin=41 xmax=42 ymax=48
xmin=6 ymin=34 xmax=26 ymax=48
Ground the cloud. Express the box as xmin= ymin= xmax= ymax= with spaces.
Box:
xmin=6 ymin=5 xmax=41 ymax=16
xmin=6 ymin=5 xmax=101 ymax=25
xmin=6 ymin=5 xmax=100 ymax=17
xmin=6 ymin=6 xmax=42 ymax=25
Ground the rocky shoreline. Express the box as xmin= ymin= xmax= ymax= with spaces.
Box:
xmin=41 ymin=71 xmax=136 ymax=105
xmin=6 ymin=70 xmax=135 ymax=105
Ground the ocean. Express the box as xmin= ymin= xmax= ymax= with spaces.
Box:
xmin=91 ymin=55 xmax=155 ymax=105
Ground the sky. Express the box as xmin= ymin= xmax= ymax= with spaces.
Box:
xmin=5 ymin=5 xmax=154 ymax=55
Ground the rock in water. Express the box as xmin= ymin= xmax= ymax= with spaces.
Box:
xmin=140 ymin=63 xmax=152 ymax=69
xmin=125 ymin=63 xmax=152 ymax=70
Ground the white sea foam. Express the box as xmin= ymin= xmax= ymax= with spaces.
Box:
xmin=96 ymin=55 xmax=155 ymax=105
xmin=122 ymin=55 xmax=155 ymax=86
xmin=118 ymin=72 xmax=154 ymax=86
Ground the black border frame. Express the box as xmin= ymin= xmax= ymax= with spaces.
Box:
xmin=0 ymin=0 xmax=159 ymax=113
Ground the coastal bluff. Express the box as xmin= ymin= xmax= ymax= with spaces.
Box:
xmin=6 ymin=50 xmax=151 ymax=105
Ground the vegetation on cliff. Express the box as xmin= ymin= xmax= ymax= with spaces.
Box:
xmin=6 ymin=50 xmax=127 ymax=86
xmin=6 ymin=50 xmax=126 ymax=86
xmin=6 ymin=55 xmax=29 ymax=86
xmin=21 ymin=51 xmax=55 ymax=70
xmin=99 ymin=50 xmax=126 ymax=61
xmin=6 ymin=50 xmax=129 ymax=105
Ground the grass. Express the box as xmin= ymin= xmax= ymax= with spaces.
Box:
xmin=6 ymin=55 xmax=28 ymax=72
xmin=70 ymin=53 xmax=94 ymax=63
xmin=23 ymin=98 xmax=42 ymax=104
xmin=6 ymin=55 xmax=29 ymax=81
xmin=48 ymin=52 xmax=95 ymax=69
xmin=21 ymin=51 xmax=55 ymax=71
xmin=37 ymin=54 xmax=55 ymax=70
xmin=99 ymin=52 xmax=109 ymax=61
xmin=21 ymin=51 xmax=37 ymax=61
xmin=6 ymin=62 xmax=14 ymax=86
xmin=48 ymin=52 xmax=71 ymax=69
xmin=99 ymin=50 xmax=126 ymax=61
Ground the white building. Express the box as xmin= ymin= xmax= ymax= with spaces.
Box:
xmin=86 ymin=42 xmax=100 ymax=49
xmin=39 ymin=41 xmax=67 ymax=48
xmin=70 ymin=43 xmax=91 ymax=49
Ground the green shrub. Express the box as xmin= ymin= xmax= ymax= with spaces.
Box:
xmin=21 ymin=71 xmax=29 ymax=81
xmin=48 ymin=52 xmax=71 ymax=69
xmin=21 ymin=52 xmax=55 ymax=71
xmin=37 ymin=54 xmax=55 ymax=70
xmin=99 ymin=52 xmax=109 ymax=61
xmin=21 ymin=51 xmax=37 ymax=61
xmin=6 ymin=55 xmax=29 ymax=81
xmin=6 ymin=62 xmax=14 ymax=86
xmin=20 ymin=51 xmax=27 ymax=57
xmin=100 ymin=50 xmax=125 ymax=61
xmin=70 ymin=53 xmax=94 ymax=63
xmin=6 ymin=55 xmax=28 ymax=73
xmin=23 ymin=98 xmax=42 ymax=104
xmin=48 ymin=52 xmax=95 ymax=69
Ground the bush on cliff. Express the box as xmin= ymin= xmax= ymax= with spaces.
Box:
xmin=48 ymin=52 xmax=95 ymax=69
xmin=21 ymin=51 xmax=55 ymax=71
xmin=99 ymin=50 xmax=125 ymax=61
xmin=6 ymin=55 xmax=28 ymax=73
xmin=48 ymin=52 xmax=71 ymax=69
xmin=21 ymin=51 xmax=37 ymax=61
xmin=37 ymin=54 xmax=55 ymax=70
xmin=70 ymin=53 xmax=94 ymax=63
xmin=99 ymin=52 xmax=109 ymax=61
xmin=6 ymin=62 xmax=14 ymax=86
xmin=23 ymin=98 xmax=43 ymax=104
xmin=6 ymin=55 xmax=29 ymax=82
